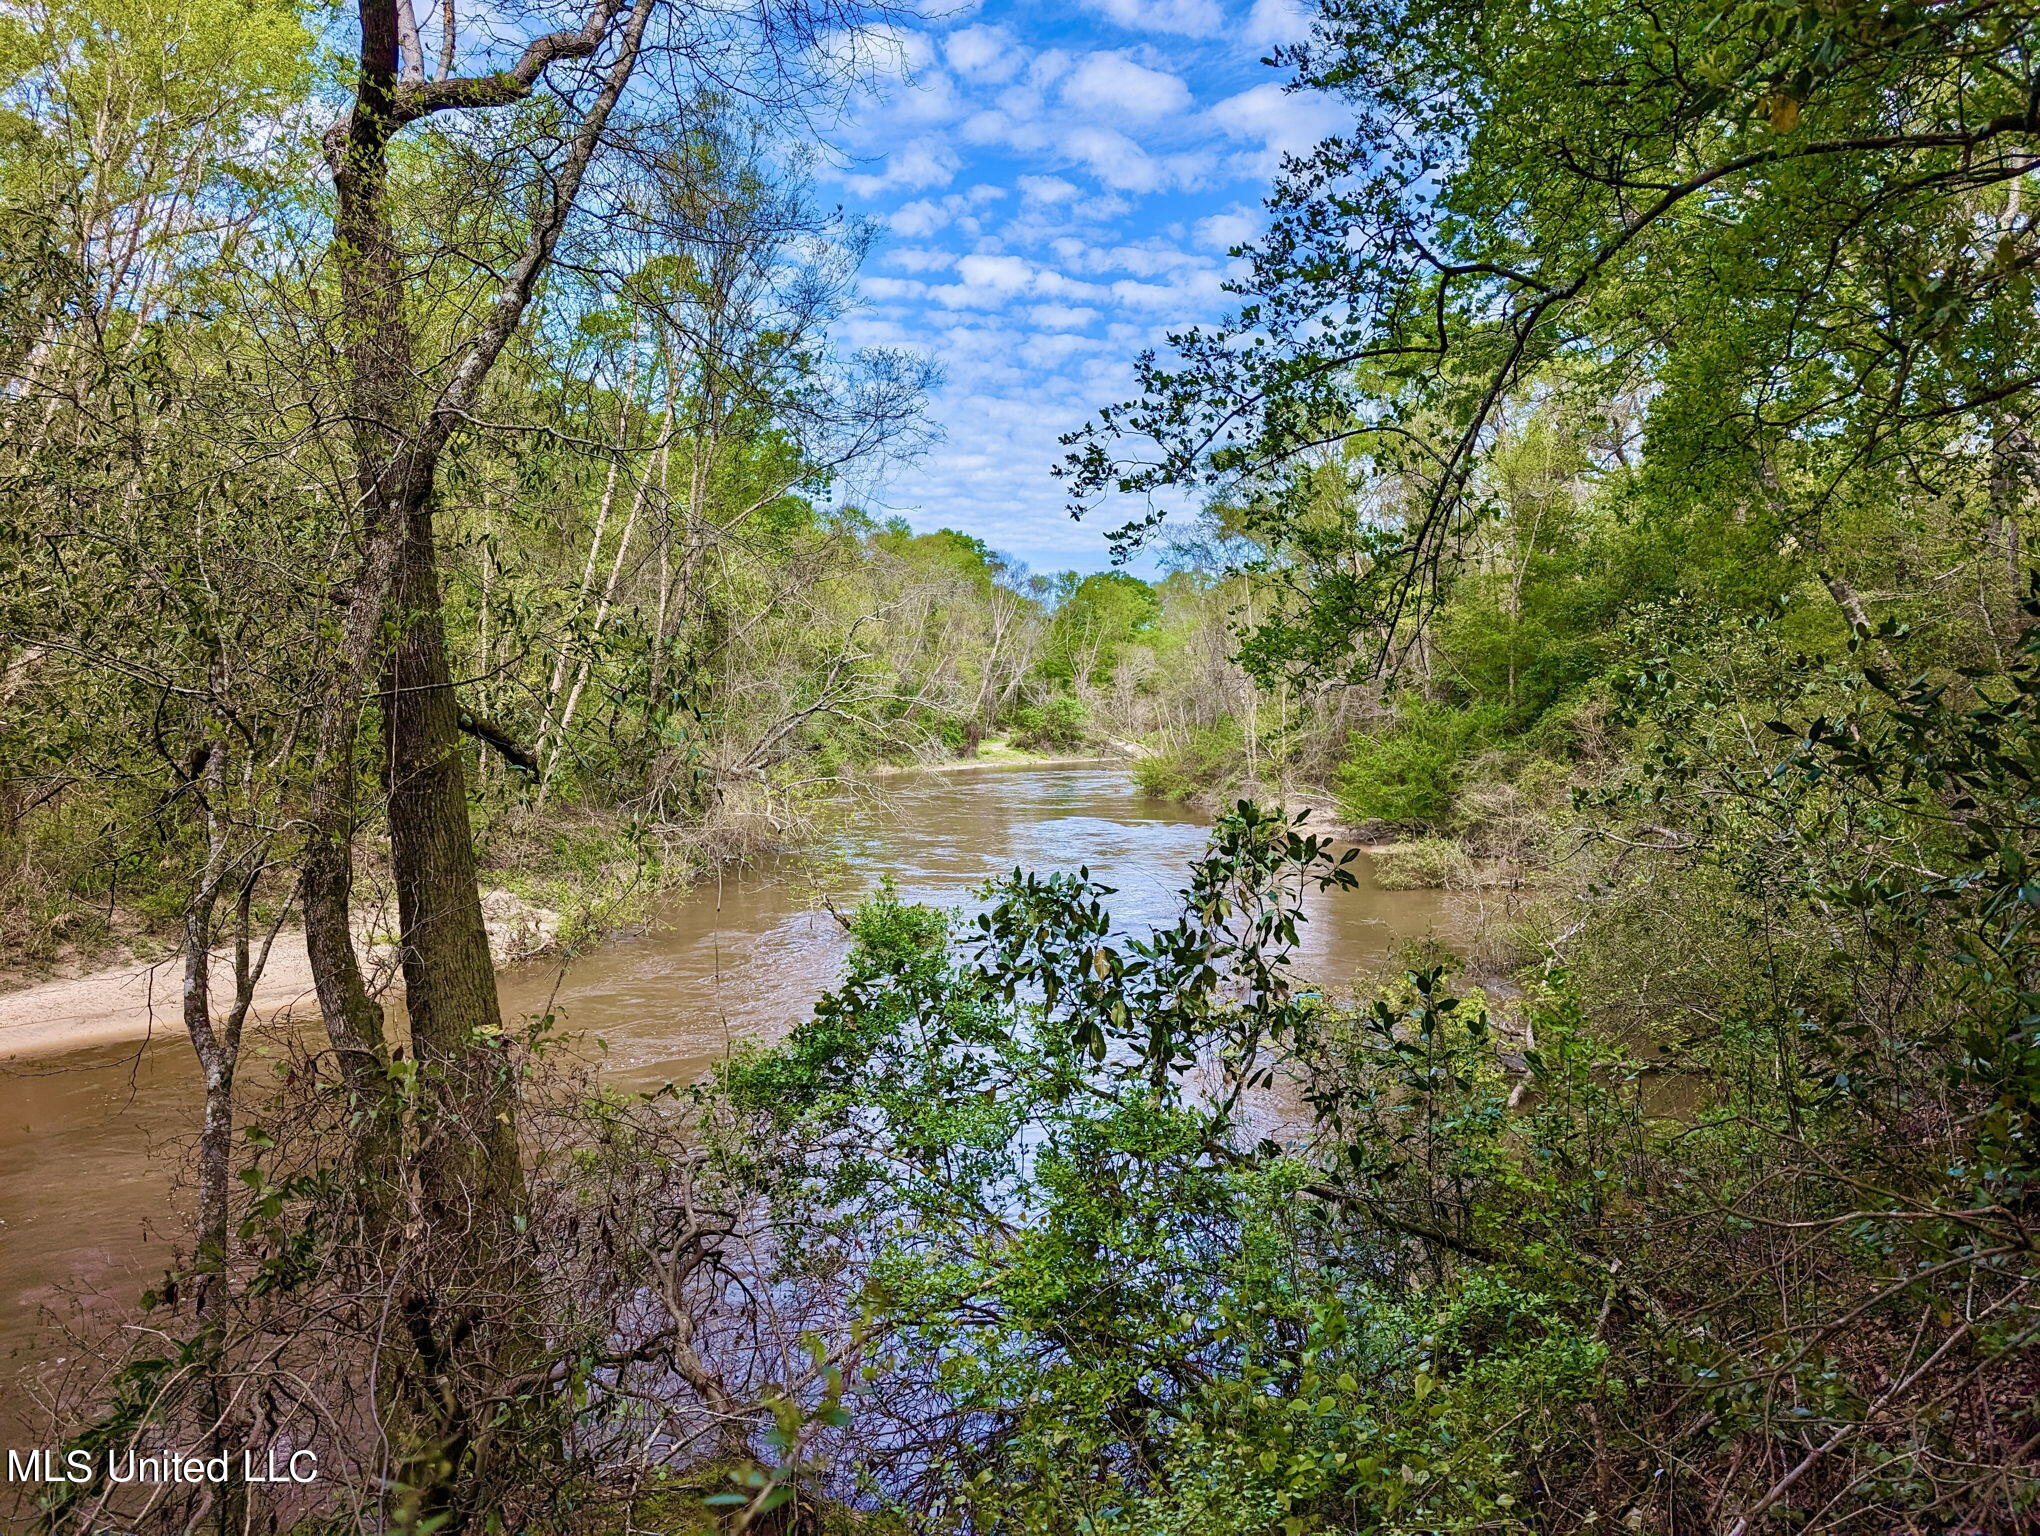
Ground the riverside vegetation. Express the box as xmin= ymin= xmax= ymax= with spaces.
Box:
xmin=4 ymin=0 xmax=2040 ymax=1533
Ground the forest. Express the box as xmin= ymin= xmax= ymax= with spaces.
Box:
xmin=2 ymin=0 xmax=2038 ymax=1532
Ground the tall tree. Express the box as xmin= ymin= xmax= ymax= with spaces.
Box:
xmin=298 ymin=1 xmax=897 ymax=1518
xmin=307 ymin=0 xmax=653 ymax=1221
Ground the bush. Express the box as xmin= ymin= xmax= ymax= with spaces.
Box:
xmin=1010 ymin=695 xmax=1088 ymax=752
xmin=1133 ymin=716 xmax=1243 ymax=800
xmin=936 ymin=718 xmax=976 ymax=757
xmin=692 ymin=820 xmax=1632 ymax=1535
xmin=1370 ymin=836 xmax=1472 ymax=890
xmin=1334 ymin=699 xmax=1503 ymax=828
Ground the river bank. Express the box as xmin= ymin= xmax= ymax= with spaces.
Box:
xmin=0 ymin=766 xmax=1456 ymax=1381
xmin=0 ymin=886 xmax=570 ymax=1064
xmin=0 ymin=747 xmax=1136 ymax=1065
xmin=0 ymin=945 xmax=317 ymax=1063
xmin=865 ymin=744 xmax=1123 ymax=775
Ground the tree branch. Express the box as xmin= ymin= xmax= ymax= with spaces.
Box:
xmin=388 ymin=2 xmax=625 ymax=126
xmin=458 ymin=709 xmax=539 ymax=775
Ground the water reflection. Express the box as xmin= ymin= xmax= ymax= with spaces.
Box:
xmin=0 ymin=765 xmax=1449 ymax=1428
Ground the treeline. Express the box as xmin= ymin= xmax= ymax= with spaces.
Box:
xmin=11 ymin=0 xmax=2040 ymax=1534
xmin=0 ymin=0 xmax=1185 ymax=976
xmin=1025 ymin=0 xmax=2040 ymax=1527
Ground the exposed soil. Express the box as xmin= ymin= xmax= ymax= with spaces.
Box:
xmin=0 ymin=940 xmax=322 ymax=1061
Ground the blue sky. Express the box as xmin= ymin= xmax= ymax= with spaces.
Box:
xmin=818 ymin=0 xmax=1341 ymax=576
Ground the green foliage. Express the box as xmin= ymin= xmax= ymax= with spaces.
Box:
xmin=1066 ymin=0 xmax=2040 ymax=690
xmin=0 ymin=26 xmax=987 ymax=966
xmin=699 ymin=817 xmax=1670 ymax=1532
xmin=1038 ymin=570 xmax=1159 ymax=687
xmin=873 ymin=524 xmax=1008 ymax=594
xmin=1010 ymin=694 xmax=1088 ymax=753
xmin=1134 ymin=716 xmax=1243 ymax=800
xmin=700 ymin=655 xmax=2040 ymax=1529
xmin=1333 ymin=699 xmax=1503 ymax=828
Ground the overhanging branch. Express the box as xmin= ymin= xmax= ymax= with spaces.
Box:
xmin=458 ymin=709 xmax=539 ymax=775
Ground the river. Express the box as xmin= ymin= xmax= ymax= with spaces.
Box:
xmin=0 ymin=763 xmax=1449 ymax=1435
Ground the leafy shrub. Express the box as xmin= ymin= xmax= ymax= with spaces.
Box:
xmin=1010 ymin=694 xmax=1088 ymax=752
xmin=697 ymin=818 xmax=1636 ymax=1534
xmin=1334 ymin=699 xmax=1503 ymax=828
xmin=936 ymin=718 xmax=974 ymax=757
xmin=1133 ymin=716 xmax=1242 ymax=800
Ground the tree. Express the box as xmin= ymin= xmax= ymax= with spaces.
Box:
xmin=1040 ymin=570 xmax=1159 ymax=691
xmin=1063 ymin=0 xmax=2040 ymax=679
xmin=293 ymin=2 xmax=921 ymax=1518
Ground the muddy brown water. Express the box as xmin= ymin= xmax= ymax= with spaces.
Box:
xmin=0 ymin=764 xmax=1449 ymax=1437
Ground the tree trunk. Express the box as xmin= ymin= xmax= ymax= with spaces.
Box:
xmin=310 ymin=4 xmax=655 ymax=1519
xmin=385 ymin=496 xmax=522 ymax=1218
xmin=182 ymin=742 xmax=233 ymax=1323
xmin=180 ymin=737 xmax=260 ymax=1536
xmin=326 ymin=0 xmax=519 ymax=1210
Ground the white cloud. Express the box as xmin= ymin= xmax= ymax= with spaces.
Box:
xmin=927 ymin=254 xmax=1035 ymax=309
xmin=1242 ymin=0 xmax=1313 ymax=48
xmin=843 ymin=138 xmax=962 ymax=197
xmin=1061 ymin=125 xmax=1164 ymax=192
xmin=1194 ymin=208 xmax=1259 ymax=251
xmin=1018 ymin=174 xmax=1081 ymax=205
xmin=885 ymin=187 xmax=1011 ymax=239
xmin=1110 ymin=270 xmax=1224 ymax=311
xmin=888 ymin=199 xmax=948 ymax=237
xmin=918 ymin=254 xmax=1129 ymax=313
xmin=1021 ymin=332 xmax=1107 ymax=366
xmin=861 ymin=276 xmax=929 ymax=301
xmin=959 ymin=107 xmax=1037 ymax=151
xmin=1031 ymin=303 xmax=1102 ymax=328
xmin=1018 ymin=49 xmax=1075 ymax=91
xmin=1061 ymin=53 xmax=1193 ymax=120
xmin=1033 ymin=268 xmax=1110 ymax=301
xmin=1085 ymin=0 xmax=1224 ymax=38
xmin=1064 ymin=241 xmax=1207 ymax=278
xmin=1210 ymin=81 xmax=1344 ymax=165
xmin=886 ymin=246 xmax=956 ymax=273
xmin=944 ymin=23 xmax=1022 ymax=82
xmin=957 ymin=253 xmax=1035 ymax=292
